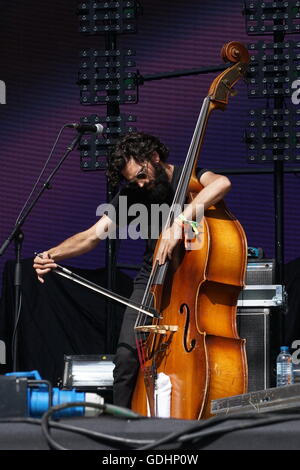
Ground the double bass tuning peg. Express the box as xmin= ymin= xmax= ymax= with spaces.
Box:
xmin=222 ymin=78 xmax=238 ymax=97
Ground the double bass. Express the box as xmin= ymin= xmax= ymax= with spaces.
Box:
xmin=131 ymin=42 xmax=250 ymax=419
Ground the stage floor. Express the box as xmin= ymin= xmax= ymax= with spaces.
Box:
xmin=1 ymin=411 xmax=300 ymax=450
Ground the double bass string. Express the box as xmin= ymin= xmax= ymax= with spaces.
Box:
xmin=133 ymin=96 xmax=211 ymax=355
xmin=134 ymin=96 xmax=211 ymax=334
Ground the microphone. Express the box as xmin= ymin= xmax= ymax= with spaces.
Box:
xmin=66 ymin=122 xmax=104 ymax=134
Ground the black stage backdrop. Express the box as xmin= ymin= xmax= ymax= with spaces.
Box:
xmin=0 ymin=256 xmax=300 ymax=382
xmin=0 ymin=258 xmax=132 ymax=384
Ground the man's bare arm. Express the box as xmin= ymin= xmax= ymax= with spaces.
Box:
xmin=33 ymin=215 xmax=115 ymax=283
xmin=156 ymin=172 xmax=231 ymax=265
xmin=181 ymin=171 xmax=231 ymax=220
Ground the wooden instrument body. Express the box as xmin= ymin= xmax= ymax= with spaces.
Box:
xmin=131 ymin=176 xmax=248 ymax=419
xmin=131 ymin=42 xmax=250 ymax=419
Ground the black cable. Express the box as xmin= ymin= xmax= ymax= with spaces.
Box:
xmin=2 ymin=409 xmax=300 ymax=450
xmin=137 ymin=419 xmax=219 ymax=451
xmin=138 ymin=410 xmax=300 ymax=450
xmin=15 ymin=124 xmax=70 ymax=225
xmin=51 ymin=419 xmax=152 ymax=448
xmin=0 ymin=417 xmax=41 ymax=424
xmin=0 ymin=416 xmax=154 ymax=448
xmin=178 ymin=412 xmax=300 ymax=448
xmin=8 ymin=124 xmax=71 ymax=365
xmin=41 ymin=401 xmax=142 ymax=450
xmin=11 ymin=292 xmax=22 ymax=364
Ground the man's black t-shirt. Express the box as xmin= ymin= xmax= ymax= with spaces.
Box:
xmin=108 ymin=165 xmax=209 ymax=286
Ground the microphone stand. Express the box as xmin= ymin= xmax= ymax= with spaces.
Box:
xmin=0 ymin=131 xmax=83 ymax=371
xmin=12 ymin=229 xmax=24 ymax=371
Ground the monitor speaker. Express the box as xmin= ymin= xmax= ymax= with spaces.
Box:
xmin=237 ymin=307 xmax=281 ymax=392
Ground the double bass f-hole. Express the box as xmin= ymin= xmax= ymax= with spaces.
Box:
xmin=179 ymin=303 xmax=196 ymax=353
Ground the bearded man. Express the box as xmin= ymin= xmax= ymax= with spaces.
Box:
xmin=33 ymin=132 xmax=231 ymax=408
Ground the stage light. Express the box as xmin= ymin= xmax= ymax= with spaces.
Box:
xmin=245 ymin=107 xmax=300 ymax=162
xmin=63 ymin=355 xmax=115 ymax=391
xmin=78 ymin=48 xmax=137 ymax=105
xmin=244 ymin=1 xmax=300 ymax=35
xmin=77 ymin=0 xmax=139 ymax=34
xmin=246 ymin=39 xmax=300 ymax=98
xmin=78 ymin=113 xmax=137 ymax=170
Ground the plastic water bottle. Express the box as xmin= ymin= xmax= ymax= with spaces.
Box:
xmin=276 ymin=346 xmax=294 ymax=387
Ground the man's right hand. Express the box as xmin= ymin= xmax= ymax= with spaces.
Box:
xmin=33 ymin=251 xmax=57 ymax=283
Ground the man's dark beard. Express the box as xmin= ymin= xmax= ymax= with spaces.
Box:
xmin=125 ymin=163 xmax=173 ymax=203
xmin=144 ymin=163 xmax=173 ymax=203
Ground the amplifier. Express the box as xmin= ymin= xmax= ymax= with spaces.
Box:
xmin=0 ymin=376 xmax=27 ymax=418
xmin=245 ymin=259 xmax=275 ymax=285
xmin=237 ymin=284 xmax=286 ymax=307
xmin=237 ymin=307 xmax=282 ymax=392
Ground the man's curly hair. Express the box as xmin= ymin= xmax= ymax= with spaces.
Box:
xmin=107 ymin=132 xmax=169 ymax=187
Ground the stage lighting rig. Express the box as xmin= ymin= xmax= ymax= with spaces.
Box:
xmin=78 ymin=48 xmax=137 ymax=105
xmin=77 ymin=47 xmax=138 ymax=172
xmin=78 ymin=0 xmax=139 ymax=34
xmin=245 ymin=107 xmax=300 ymax=162
xmin=244 ymin=0 xmax=300 ymax=35
xmin=247 ymin=39 xmax=300 ymax=98
xmin=76 ymin=1 xmax=141 ymax=177
xmin=244 ymin=1 xmax=300 ymax=163
xmin=79 ymin=113 xmax=137 ymax=170
xmin=244 ymin=0 xmax=300 ymax=284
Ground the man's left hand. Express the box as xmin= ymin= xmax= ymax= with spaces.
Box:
xmin=155 ymin=222 xmax=183 ymax=265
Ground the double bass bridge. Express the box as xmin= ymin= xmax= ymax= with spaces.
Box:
xmin=135 ymin=324 xmax=178 ymax=335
